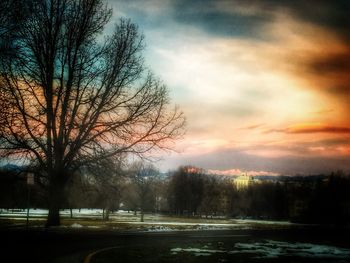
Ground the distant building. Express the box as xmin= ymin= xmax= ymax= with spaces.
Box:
xmin=233 ymin=173 xmax=255 ymax=189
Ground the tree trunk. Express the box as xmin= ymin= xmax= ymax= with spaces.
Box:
xmin=104 ymin=208 xmax=110 ymax=221
xmin=47 ymin=206 xmax=60 ymax=226
xmin=46 ymin=188 xmax=62 ymax=227
xmin=46 ymin=174 xmax=65 ymax=227
xmin=100 ymin=204 xmax=111 ymax=221
xmin=140 ymin=208 xmax=144 ymax=222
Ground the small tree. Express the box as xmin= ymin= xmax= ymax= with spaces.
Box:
xmin=86 ymin=156 xmax=125 ymax=220
xmin=130 ymin=162 xmax=158 ymax=222
xmin=199 ymin=175 xmax=223 ymax=218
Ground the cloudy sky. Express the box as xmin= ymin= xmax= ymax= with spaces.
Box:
xmin=109 ymin=0 xmax=350 ymax=175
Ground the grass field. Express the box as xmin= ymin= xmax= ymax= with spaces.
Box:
xmin=0 ymin=208 xmax=295 ymax=231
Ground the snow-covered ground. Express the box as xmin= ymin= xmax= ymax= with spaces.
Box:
xmin=171 ymin=240 xmax=350 ymax=259
xmin=70 ymin=223 xmax=83 ymax=228
xmin=231 ymin=240 xmax=350 ymax=259
xmin=171 ymin=247 xmax=225 ymax=257
xmin=144 ymin=225 xmax=174 ymax=232
xmin=0 ymin=208 xmax=104 ymax=217
xmin=235 ymin=219 xmax=291 ymax=225
xmin=0 ymin=208 xmax=294 ymax=231
xmin=142 ymin=223 xmax=248 ymax=232
xmin=127 ymin=221 xmax=238 ymax=226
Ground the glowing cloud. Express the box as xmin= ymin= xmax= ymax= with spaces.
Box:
xmin=110 ymin=0 xmax=350 ymax=174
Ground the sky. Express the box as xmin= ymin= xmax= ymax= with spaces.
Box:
xmin=108 ymin=0 xmax=350 ymax=175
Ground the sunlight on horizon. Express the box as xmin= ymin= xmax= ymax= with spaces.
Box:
xmin=109 ymin=0 xmax=350 ymax=175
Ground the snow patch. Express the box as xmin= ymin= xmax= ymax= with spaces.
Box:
xmin=145 ymin=225 xmax=175 ymax=232
xmin=70 ymin=223 xmax=83 ymax=228
xmin=235 ymin=219 xmax=291 ymax=225
xmin=231 ymin=240 xmax=350 ymax=259
xmin=194 ymin=225 xmax=230 ymax=231
xmin=171 ymin=247 xmax=225 ymax=257
xmin=170 ymin=240 xmax=350 ymax=259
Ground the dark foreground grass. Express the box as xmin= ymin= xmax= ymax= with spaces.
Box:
xmin=91 ymin=244 xmax=349 ymax=263
xmin=1 ymin=223 xmax=349 ymax=263
xmin=86 ymin=226 xmax=350 ymax=263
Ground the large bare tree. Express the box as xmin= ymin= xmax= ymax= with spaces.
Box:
xmin=0 ymin=0 xmax=184 ymax=226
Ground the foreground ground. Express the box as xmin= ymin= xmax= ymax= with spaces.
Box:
xmin=1 ymin=226 xmax=350 ymax=263
xmin=1 ymin=209 xmax=350 ymax=263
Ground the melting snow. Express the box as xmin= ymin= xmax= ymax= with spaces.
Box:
xmin=70 ymin=223 xmax=83 ymax=228
xmin=235 ymin=219 xmax=291 ymax=225
xmin=171 ymin=247 xmax=225 ymax=257
xmin=171 ymin=240 xmax=350 ymax=259
xmin=231 ymin=240 xmax=350 ymax=259
xmin=0 ymin=208 xmax=104 ymax=217
xmin=146 ymin=226 xmax=174 ymax=232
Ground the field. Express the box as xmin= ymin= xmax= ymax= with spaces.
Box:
xmin=1 ymin=209 xmax=349 ymax=263
xmin=0 ymin=208 xmax=293 ymax=231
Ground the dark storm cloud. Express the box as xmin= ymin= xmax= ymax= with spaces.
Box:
xmin=306 ymin=49 xmax=350 ymax=96
xmin=112 ymin=0 xmax=349 ymax=41
xmin=171 ymin=0 xmax=272 ymax=39
xmin=262 ymin=0 xmax=350 ymax=41
xmin=170 ymin=0 xmax=350 ymax=41
xmin=309 ymin=51 xmax=350 ymax=74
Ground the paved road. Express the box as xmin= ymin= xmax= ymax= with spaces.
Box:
xmin=1 ymin=226 xmax=349 ymax=263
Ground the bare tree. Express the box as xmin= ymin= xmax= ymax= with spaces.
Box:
xmin=0 ymin=0 xmax=184 ymax=226
xmin=168 ymin=166 xmax=205 ymax=216
xmin=86 ymin=155 xmax=125 ymax=220
xmin=130 ymin=162 xmax=158 ymax=222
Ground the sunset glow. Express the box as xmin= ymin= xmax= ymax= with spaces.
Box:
xmin=111 ymin=0 xmax=350 ymax=175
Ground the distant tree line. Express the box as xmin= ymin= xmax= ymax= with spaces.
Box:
xmin=168 ymin=168 xmax=350 ymax=225
xmin=1 ymin=165 xmax=349 ymax=225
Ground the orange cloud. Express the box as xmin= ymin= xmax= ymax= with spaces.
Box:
xmin=238 ymin=123 xmax=265 ymax=130
xmin=275 ymin=123 xmax=350 ymax=134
